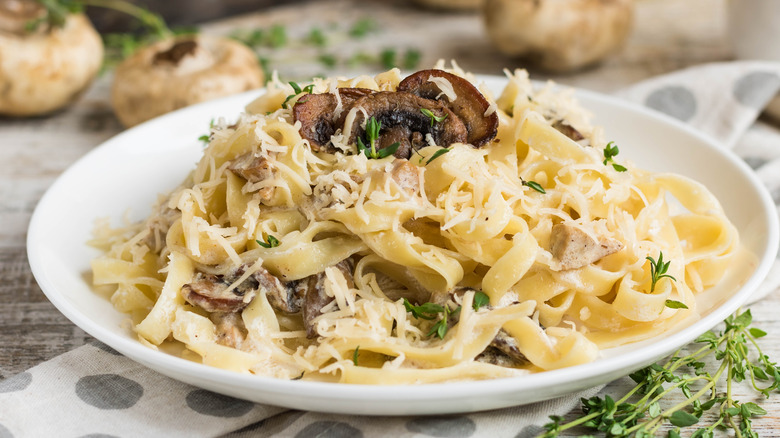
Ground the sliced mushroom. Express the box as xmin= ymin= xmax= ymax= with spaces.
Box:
xmin=347 ymin=91 xmax=467 ymax=159
xmin=112 ymin=35 xmax=264 ymax=127
xmin=552 ymin=120 xmax=585 ymax=142
xmin=181 ymin=272 xmax=254 ymax=313
xmin=0 ymin=4 xmax=103 ymax=116
xmin=209 ymin=312 xmax=247 ymax=349
xmin=293 ymin=87 xmax=374 ymax=152
xmin=301 ymin=258 xmax=355 ymax=338
xmin=397 ymin=69 xmax=498 ymax=147
xmin=255 ymin=268 xmax=303 ymax=314
xmin=550 ymin=223 xmax=623 ymax=270
xmin=228 ymin=151 xmax=277 ymax=201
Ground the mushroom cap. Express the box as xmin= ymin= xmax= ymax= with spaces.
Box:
xmin=0 ymin=11 xmax=103 ymax=116
xmin=398 ymin=69 xmax=498 ymax=146
xmin=346 ymin=91 xmax=468 ymax=159
xmin=111 ymin=35 xmax=264 ymax=127
xmin=293 ymin=87 xmax=374 ymax=152
xmin=483 ymin=0 xmax=634 ymax=72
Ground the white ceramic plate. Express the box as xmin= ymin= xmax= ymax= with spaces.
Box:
xmin=28 ymin=76 xmax=779 ymax=415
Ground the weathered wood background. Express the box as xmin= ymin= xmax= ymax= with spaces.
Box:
xmin=3 ymin=0 xmax=780 ymax=434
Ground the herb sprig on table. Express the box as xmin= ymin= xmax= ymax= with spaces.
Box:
xmin=540 ymin=309 xmax=776 ymax=438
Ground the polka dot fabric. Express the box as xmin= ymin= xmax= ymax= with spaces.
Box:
xmin=2 ymin=61 xmax=780 ymax=437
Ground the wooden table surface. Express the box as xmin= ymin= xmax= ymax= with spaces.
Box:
xmin=3 ymin=0 xmax=780 ymax=434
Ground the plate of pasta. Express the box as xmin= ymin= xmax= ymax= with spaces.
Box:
xmin=28 ymin=64 xmax=778 ymax=415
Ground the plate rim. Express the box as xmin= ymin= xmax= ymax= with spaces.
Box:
xmin=27 ymin=75 xmax=780 ymax=414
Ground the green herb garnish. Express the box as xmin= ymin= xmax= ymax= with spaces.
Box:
xmin=647 ymin=252 xmax=676 ymax=292
xmin=403 ymin=49 xmax=422 ymax=70
xmin=318 ymin=53 xmax=337 ymax=68
xmin=473 ymin=291 xmax=490 ymax=311
xmin=353 ymin=346 xmax=360 ymax=366
xmin=282 ymin=82 xmax=315 ymax=109
xmin=425 ymin=147 xmax=451 ymax=165
xmin=427 ymin=305 xmax=460 ymax=339
xmin=256 ymin=235 xmax=280 ymax=248
xmin=403 ymin=299 xmax=444 ymax=320
xmin=603 ymin=141 xmax=628 ymax=172
xmin=521 ymin=178 xmax=546 ymax=194
xmin=307 ymin=27 xmax=327 ymax=47
xmin=403 ymin=298 xmax=461 ymax=340
xmin=357 ymin=116 xmax=399 ymax=159
xmin=665 ymin=299 xmax=689 ymax=310
xmin=349 ymin=18 xmax=377 ymax=38
xmin=380 ymin=48 xmax=396 ymax=70
xmin=541 ymin=308 xmax=776 ymax=438
xmin=420 ymin=108 xmax=447 ymax=127
xmin=267 ymin=24 xmax=287 ymax=48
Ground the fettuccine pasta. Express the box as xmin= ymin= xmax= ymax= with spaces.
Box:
xmin=90 ymin=63 xmax=739 ymax=383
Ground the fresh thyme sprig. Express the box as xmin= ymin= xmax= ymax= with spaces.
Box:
xmin=647 ymin=252 xmax=676 ymax=292
xmin=520 ymin=177 xmax=546 ymax=194
xmin=603 ymin=141 xmax=628 ymax=172
xmin=540 ymin=309 xmax=776 ymax=438
xmin=30 ymin=0 xmax=173 ymax=69
xmin=421 ymin=108 xmax=447 ymax=127
xmin=256 ymin=235 xmax=280 ymax=248
xmin=425 ymin=147 xmax=450 ymax=165
xmin=403 ymin=292 xmax=490 ymax=339
xmin=282 ymin=82 xmax=315 ymax=109
xmin=357 ymin=117 xmax=399 ymax=159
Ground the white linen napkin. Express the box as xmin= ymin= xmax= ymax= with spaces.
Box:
xmin=2 ymin=61 xmax=779 ymax=438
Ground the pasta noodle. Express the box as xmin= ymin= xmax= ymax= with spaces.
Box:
xmin=90 ymin=64 xmax=739 ymax=383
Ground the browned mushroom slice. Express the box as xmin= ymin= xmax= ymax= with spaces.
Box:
xmin=476 ymin=330 xmax=528 ymax=367
xmin=228 ymin=151 xmax=277 ymax=201
xmin=347 ymin=91 xmax=467 ymax=159
xmin=397 ymin=69 xmax=498 ymax=147
xmin=293 ymin=88 xmax=374 ymax=152
xmin=550 ymin=223 xmax=623 ymax=270
xmin=181 ymin=273 xmax=253 ymax=313
xmin=552 ymin=120 xmax=585 ymax=142
xmin=254 ymin=268 xmax=303 ymax=314
xmin=209 ymin=312 xmax=247 ymax=349
xmin=301 ymin=258 xmax=355 ymax=338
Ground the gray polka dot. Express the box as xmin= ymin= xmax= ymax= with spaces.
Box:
xmin=185 ymin=389 xmax=254 ymax=418
xmin=743 ymin=156 xmax=768 ymax=170
xmin=295 ymin=421 xmax=363 ymax=438
xmin=91 ymin=340 xmax=122 ymax=356
xmin=645 ymin=86 xmax=697 ymax=122
xmin=406 ymin=416 xmax=476 ymax=437
xmin=0 ymin=423 xmax=13 ymax=438
xmin=733 ymin=71 xmax=780 ymax=108
xmin=75 ymin=374 xmax=143 ymax=410
xmin=514 ymin=425 xmax=544 ymax=438
xmin=0 ymin=372 xmax=32 ymax=393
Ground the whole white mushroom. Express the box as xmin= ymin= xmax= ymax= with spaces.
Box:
xmin=0 ymin=0 xmax=103 ymax=116
xmin=111 ymin=35 xmax=264 ymax=127
xmin=483 ymin=0 xmax=634 ymax=72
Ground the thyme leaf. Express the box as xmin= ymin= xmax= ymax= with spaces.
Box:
xmin=420 ymin=108 xmax=447 ymax=127
xmin=256 ymin=235 xmax=280 ymax=248
xmin=647 ymin=252 xmax=676 ymax=292
xmin=425 ymin=147 xmax=451 ymax=165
